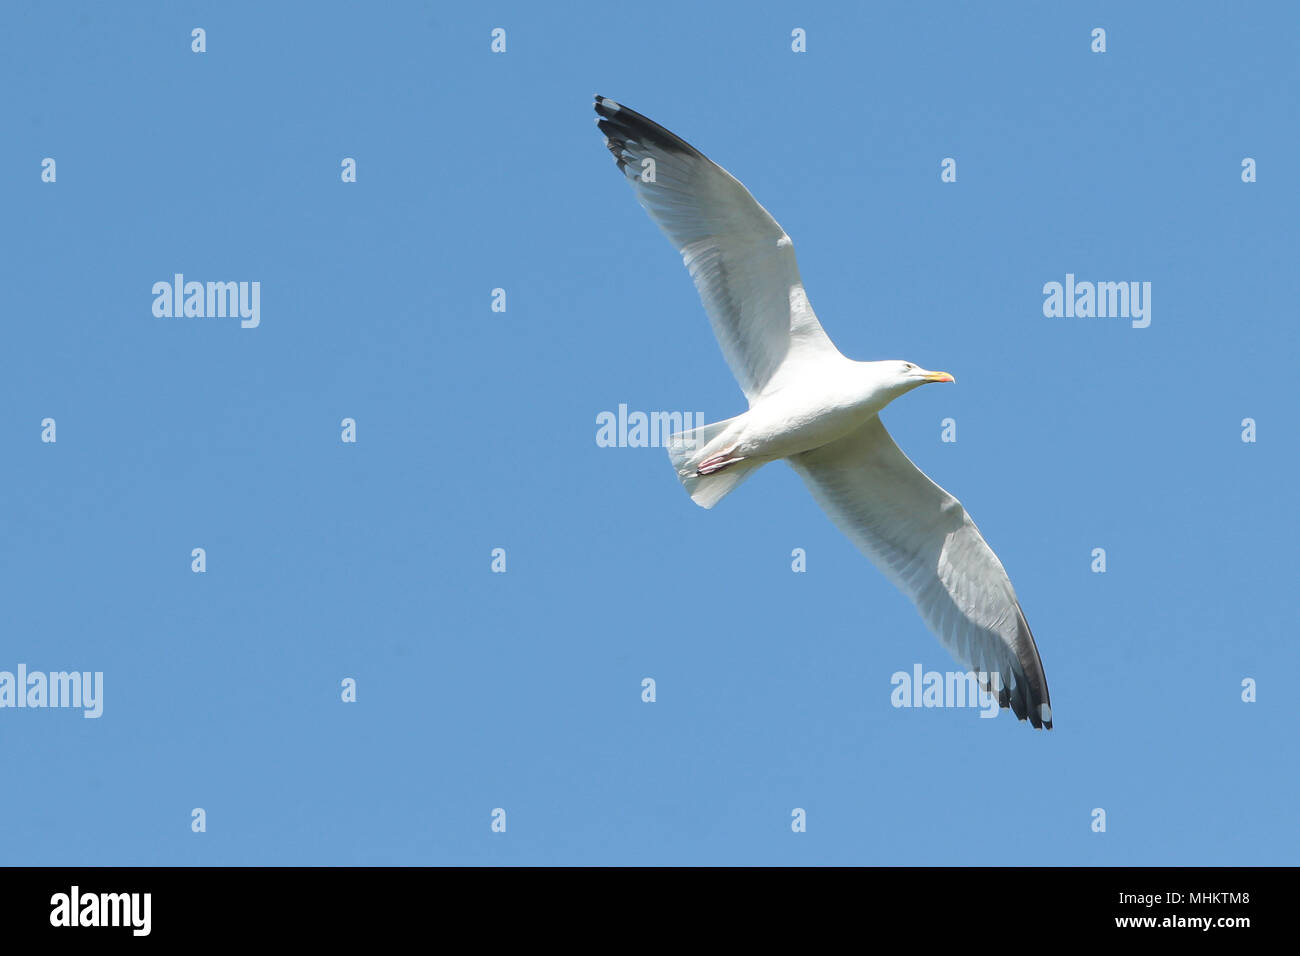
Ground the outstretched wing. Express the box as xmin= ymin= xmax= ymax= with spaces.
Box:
xmin=789 ymin=416 xmax=1053 ymax=729
xmin=594 ymin=95 xmax=843 ymax=402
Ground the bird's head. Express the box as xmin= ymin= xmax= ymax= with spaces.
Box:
xmin=888 ymin=361 xmax=956 ymax=393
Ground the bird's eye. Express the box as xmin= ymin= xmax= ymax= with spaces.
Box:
xmin=903 ymin=363 xmax=914 ymax=371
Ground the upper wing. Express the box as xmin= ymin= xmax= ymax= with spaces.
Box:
xmin=788 ymin=416 xmax=1053 ymax=729
xmin=594 ymin=95 xmax=843 ymax=402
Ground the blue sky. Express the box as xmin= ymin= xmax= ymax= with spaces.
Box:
xmin=2 ymin=1 xmax=1295 ymax=865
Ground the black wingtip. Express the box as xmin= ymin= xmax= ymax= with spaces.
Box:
xmin=589 ymin=96 xmax=705 ymax=163
xmin=982 ymin=650 xmax=1052 ymax=730
xmin=1022 ymin=693 xmax=1053 ymax=730
xmin=1009 ymin=603 xmax=1053 ymax=730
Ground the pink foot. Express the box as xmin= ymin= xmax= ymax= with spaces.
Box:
xmin=696 ymin=451 xmax=746 ymax=476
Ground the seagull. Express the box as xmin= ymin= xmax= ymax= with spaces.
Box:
xmin=593 ymin=96 xmax=1053 ymax=730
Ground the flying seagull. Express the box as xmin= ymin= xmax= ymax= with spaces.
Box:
xmin=593 ymin=96 xmax=1052 ymax=729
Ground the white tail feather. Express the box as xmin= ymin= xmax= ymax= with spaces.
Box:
xmin=666 ymin=416 xmax=764 ymax=509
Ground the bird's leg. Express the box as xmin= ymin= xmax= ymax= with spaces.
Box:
xmin=696 ymin=445 xmax=746 ymax=476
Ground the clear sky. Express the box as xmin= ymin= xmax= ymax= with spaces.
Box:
xmin=2 ymin=1 xmax=1295 ymax=865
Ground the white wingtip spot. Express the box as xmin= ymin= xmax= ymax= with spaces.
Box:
xmin=1040 ymin=703 xmax=1053 ymax=724
xmin=602 ymin=98 xmax=621 ymax=112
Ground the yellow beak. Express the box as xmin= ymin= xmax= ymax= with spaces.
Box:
xmin=925 ymin=370 xmax=955 ymax=383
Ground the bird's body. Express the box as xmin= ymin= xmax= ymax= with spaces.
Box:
xmin=688 ymin=360 xmax=941 ymax=469
xmin=593 ymin=95 xmax=1054 ymax=729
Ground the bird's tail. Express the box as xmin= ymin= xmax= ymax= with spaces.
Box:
xmin=666 ymin=415 xmax=764 ymax=509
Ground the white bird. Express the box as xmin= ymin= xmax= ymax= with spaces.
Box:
xmin=594 ymin=96 xmax=1053 ymax=730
